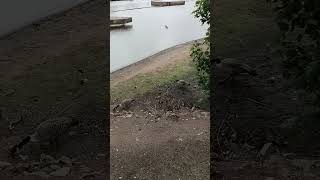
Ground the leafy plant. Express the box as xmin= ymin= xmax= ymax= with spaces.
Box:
xmin=268 ymin=0 xmax=320 ymax=106
xmin=191 ymin=0 xmax=211 ymax=91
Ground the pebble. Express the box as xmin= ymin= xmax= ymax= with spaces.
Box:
xmin=40 ymin=154 xmax=55 ymax=163
xmin=177 ymin=138 xmax=183 ymax=142
xmin=19 ymin=155 xmax=29 ymax=161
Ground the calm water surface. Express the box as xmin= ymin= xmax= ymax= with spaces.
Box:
xmin=110 ymin=0 xmax=208 ymax=72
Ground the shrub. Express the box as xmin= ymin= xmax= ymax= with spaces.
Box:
xmin=268 ymin=0 xmax=320 ymax=106
xmin=190 ymin=0 xmax=211 ymax=91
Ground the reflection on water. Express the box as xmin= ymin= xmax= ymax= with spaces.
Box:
xmin=110 ymin=0 xmax=208 ymax=72
xmin=111 ymin=0 xmax=151 ymax=12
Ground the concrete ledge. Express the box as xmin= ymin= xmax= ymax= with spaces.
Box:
xmin=0 ymin=0 xmax=89 ymax=38
xmin=151 ymin=0 xmax=185 ymax=6
xmin=110 ymin=17 xmax=132 ymax=25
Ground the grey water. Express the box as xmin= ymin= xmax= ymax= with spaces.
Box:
xmin=110 ymin=0 xmax=208 ymax=72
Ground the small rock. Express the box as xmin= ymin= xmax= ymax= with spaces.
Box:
xmin=19 ymin=154 xmax=29 ymax=161
xmin=197 ymin=132 xmax=204 ymax=136
xmin=58 ymin=156 xmax=72 ymax=166
xmin=258 ymin=143 xmax=276 ymax=160
xmin=177 ymin=138 xmax=183 ymax=142
xmin=80 ymin=78 xmax=89 ymax=85
xmin=267 ymin=77 xmax=276 ymax=83
xmin=50 ymin=167 xmax=70 ymax=177
xmin=40 ymin=154 xmax=55 ymax=163
xmin=177 ymin=80 xmax=189 ymax=86
xmin=0 ymin=161 xmax=12 ymax=169
xmin=265 ymin=177 xmax=275 ymax=180
xmin=50 ymin=164 xmax=61 ymax=170
xmin=166 ymin=112 xmax=179 ymax=121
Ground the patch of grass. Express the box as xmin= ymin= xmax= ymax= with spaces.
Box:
xmin=111 ymin=60 xmax=197 ymax=102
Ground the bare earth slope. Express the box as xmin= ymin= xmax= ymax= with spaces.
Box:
xmin=0 ymin=0 xmax=108 ymax=179
xmin=110 ymin=42 xmax=210 ymax=179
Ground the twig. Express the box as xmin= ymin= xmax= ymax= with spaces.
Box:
xmin=242 ymin=97 xmax=272 ymax=110
xmin=216 ymin=114 xmax=227 ymax=154
xmin=9 ymin=115 xmax=23 ymax=130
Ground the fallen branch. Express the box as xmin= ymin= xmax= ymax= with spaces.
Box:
xmin=242 ymin=97 xmax=272 ymax=110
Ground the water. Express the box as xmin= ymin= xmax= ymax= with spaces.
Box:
xmin=0 ymin=0 xmax=88 ymax=37
xmin=110 ymin=0 xmax=208 ymax=72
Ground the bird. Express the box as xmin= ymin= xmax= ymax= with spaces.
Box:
xmin=214 ymin=57 xmax=257 ymax=84
xmin=10 ymin=117 xmax=79 ymax=156
xmin=164 ymin=25 xmax=168 ymax=29
xmin=112 ymin=98 xmax=135 ymax=112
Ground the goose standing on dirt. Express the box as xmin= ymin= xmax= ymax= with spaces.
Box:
xmin=214 ymin=57 xmax=257 ymax=84
xmin=10 ymin=117 xmax=79 ymax=156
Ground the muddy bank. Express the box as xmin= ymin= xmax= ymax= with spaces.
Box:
xmin=0 ymin=0 xmax=108 ymax=179
xmin=111 ymin=39 xmax=203 ymax=86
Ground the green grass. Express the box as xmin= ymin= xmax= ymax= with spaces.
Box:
xmin=111 ymin=60 xmax=197 ymax=102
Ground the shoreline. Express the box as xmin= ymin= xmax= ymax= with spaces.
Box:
xmin=111 ymin=38 xmax=203 ymax=85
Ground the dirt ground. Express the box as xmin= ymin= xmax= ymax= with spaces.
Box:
xmin=212 ymin=0 xmax=320 ymax=179
xmin=110 ymin=42 xmax=210 ymax=179
xmin=0 ymin=0 xmax=108 ymax=179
